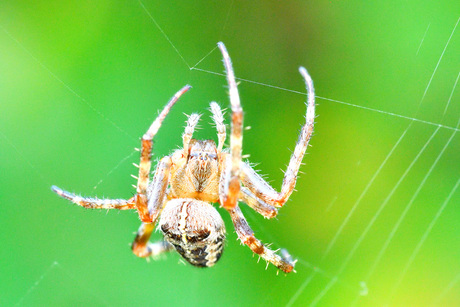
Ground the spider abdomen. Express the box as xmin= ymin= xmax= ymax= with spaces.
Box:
xmin=159 ymin=199 xmax=225 ymax=267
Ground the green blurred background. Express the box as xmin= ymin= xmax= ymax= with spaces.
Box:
xmin=1 ymin=1 xmax=459 ymax=306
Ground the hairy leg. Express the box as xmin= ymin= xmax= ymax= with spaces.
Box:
xmin=136 ymin=85 xmax=191 ymax=221
xmin=132 ymin=222 xmax=173 ymax=258
xmin=240 ymin=67 xmax=315 ymax=207
xmin=218 ymin=42 xmax=242 ymax=210
xmin=209 ymin=102 xmax=226 ymax=153
xmin=182 ymin=113 xmax=201 ymax=155
xmin=227 ymin=205 xmax=294 ymax=273
xmin=147 ymin=156 xmax=171 ymax=222
xmin=51 ymin=186 xmax=135 ymax=209
xmin=239 ymin=187 xmax=278 ymax=219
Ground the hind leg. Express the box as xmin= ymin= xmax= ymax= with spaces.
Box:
xmin=228 ymin=205 xmax=295 ymax=273
xmin=131 ymin=222 xmax=173 ymax=258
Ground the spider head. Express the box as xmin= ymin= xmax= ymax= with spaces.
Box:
xmin=187 ymin=139 xmax=218 ymax=178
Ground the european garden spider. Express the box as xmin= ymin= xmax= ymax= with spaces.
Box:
xmin=52 ymin=42 xmax=315 ymax=273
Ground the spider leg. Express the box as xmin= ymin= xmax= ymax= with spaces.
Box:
xmin=133 ymin=156 xmax=172 ymax=256
xmin=218 ymin=42 xmax=242 ymax=210
xmin=209 ymin=102 xmax=226 ymax=153
xmin=146 ymin=156 xmax=171 ymax=222
xmin=132 ymin=222 xmax=174 ymax=258
xmin=132 ymin=156 xmax=172 ymax=256
xmin=136 ymin=85 xmax=191 ymax=222
xmin=51 ymin=186 xmax=135 ymax=209
xmin=239 ymin=187 xmax=278 ymax=219
xmin=182 ymin=113 xmax=201 ymax=155
xmin=240 ymin=68 xmax=315 ymax=207
xmin=228 ymin=205 xmax=295 ymax=273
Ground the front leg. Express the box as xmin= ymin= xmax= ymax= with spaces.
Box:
xmin=227 ymin=205 xmax=295 ymax=273
xmin=241 ymin=67 xmax=315 ymax=207
xmin=135 ymin=85 xmax=191 ymax=222
xmin=218 ymin=42 xmax=243 ymax=210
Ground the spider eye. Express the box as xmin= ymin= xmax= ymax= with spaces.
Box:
xmin=190 ymin=152 xmax=217 ymax=160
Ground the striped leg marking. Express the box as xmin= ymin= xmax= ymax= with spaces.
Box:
xmin=218 ymin=42 xmax=242 ymax=210
xmin=51 ymin=186 xmax=135 ymax=210
xmin=228 ymin=205 xmax=295 ymax=273
xmin=240 ymin=68 xmax=315 ymax=207
xmin=210 ymin=102 xmax=226 ymax=153
xmin=136 ymin=85 xmax=191 ymax=222
xmin=132 ymin=222 xmax=174 ymax=258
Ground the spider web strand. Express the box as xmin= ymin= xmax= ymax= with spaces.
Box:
xmin=138 ymin=0 xmax=191 ymax=69
xmin=418 ymin=16 xmax=460 ymax=112
xmin=442 ymin=71 xmax=460 ymax=119
xmin=286 ymin=272 xmax=316 ymax=307
xmin=191 ymin=67 xmax=460 ymax=132
xmin=0 ymin=131 xmax=51 ymax=188
xmin=15 ymin=262 xmax=59 ymax=306
xmin=310 ymin=277 xmax=338 ymax=307
xmin=16 ymin=261 xmax=111 ymax=306
xmin=190 ymin=46 xmax=218 ymax=70
xmin=416 ymin=23 xmax=431 ymax=56
xmin=388 ymin=177 xmax=460 ymax=303
xmin=363 ymin=128 xmax=457 ymax=283
xmin=285 ymin=122 xmax=412 ymax=307
xmin=0 ymin=24 xmax=136 ymax=142
xmin=241 ymin=210 xmax=358 ymax=305
xmin=432 ymin=271 xmax=460 ymax=306
xmin=323 ymin=122 xmax=413 ymax=258
xmin=93 ymin=149 xmax=137 ymax=190
xmin=308 ymin=125 xmax=441 ymax=306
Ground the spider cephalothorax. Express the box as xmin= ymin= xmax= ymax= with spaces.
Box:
xmin=52 ymin=42 xmax=315 ymax=273
xmin=170 ymin=139 xmax=221 ymax=202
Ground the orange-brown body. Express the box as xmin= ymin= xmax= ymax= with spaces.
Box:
xmin=169 ymin=139 xmax=222 ymax=203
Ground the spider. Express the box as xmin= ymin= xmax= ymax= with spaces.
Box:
xmin=51 ymin=42 xmax=315 ymax=273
